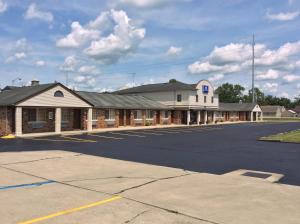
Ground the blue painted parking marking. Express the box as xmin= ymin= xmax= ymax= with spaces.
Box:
xmin=0 ymin=180 xmax=55 ymax=190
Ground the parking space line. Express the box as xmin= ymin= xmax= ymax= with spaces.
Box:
xmin=27 ymin=138 xmax=90 ymax=143
xmin=61 ymin=136 xmax=97 ymax=143
xmin=0 ymin=180 xmax=55 ymax=190
xmin=18 ymin=196 xmax=122 ymax=224
xmin=110 ymin=132 xmax=146 ymax=138
xmin=88 ymin=134 xmax=124 ymax=140
xmin=127 ymin=131 xmax=163 ymax=136
xmin=149 ymin=130 xmax=180 ymax=134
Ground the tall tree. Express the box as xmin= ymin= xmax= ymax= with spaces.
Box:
xmin=215 ymin=83 xmax=245 ymax=103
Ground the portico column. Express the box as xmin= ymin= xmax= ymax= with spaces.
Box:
xmin=250 ymin=111 xmax=254 ymax=122
xmin=55 ymin=108 xmax=61 ymax=133
xmin=197 ymin=111 xmax=201 ymax=125
xmin=261 ymin=112 xmax=263 ymax=121
xmin=87 ymin=108 xmax=93 ymax=131
xmin=204 ymin=111 xmax=208 ymax=125
xmin=15 ymin=107 xmax=22 ymax=137
xmin=187 ymin=110 xmax=191 ymax=125
xmin=256 ymin=112 xmax=258 ymax=122
xmin=212 ymin=111 xmax=216 ymax=124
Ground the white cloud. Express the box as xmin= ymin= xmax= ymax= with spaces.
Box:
xmin=208 ymin=74 xmax=224 ymax=82
xmin=57 ymin=9 xmax=145 ymax=64
xmin=166 ymin=46 xmax=182 ymax=57
xmin=266 ymin=11 xmax=300 ymax=21
xmin=60 ymin=56 xmax=77 ymax=72
xmin=5 ymin=38 xmax=30 ymax=63
xmin=25 ymin=3 xmax=53 ymax=23
xmin=282 ymin=74 xmax=300 ymax=83
xmin=188 ymin=61 xmax=241 ymax=74
xmin=73 ymin=74 xmax=97 ymax=90
xmin=35 ymin=60 xmax=45 ymax=67
xmin=256 ymin=69 xmax=280 ymax=80
xmin=262 ymin=82 xmax=278 ymax=93
xmin=188 ymin=40 xmax=300 ymax=76
xmin=114 ymin=0 xmax=185 ymax=8
xmin=56 ymin=22 xmax=100 ymax=48
xmin=84 ymin=10 xmax=146 ymax=64
xmin=78 ymin=65 xmax=99 ymax=75
xmin=0 ymin=0 xmax=7 ymax=13
xmin=279 ymin=92 xmax=289 ymax=98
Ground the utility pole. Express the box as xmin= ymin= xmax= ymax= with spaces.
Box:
xmin=252 ymin=34 xmax=255 ymax=103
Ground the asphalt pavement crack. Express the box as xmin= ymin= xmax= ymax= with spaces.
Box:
xmin=114 ymin=173 xmax=191 ymax=194
xmin=124 ymin=210 xmax=150 ymax=223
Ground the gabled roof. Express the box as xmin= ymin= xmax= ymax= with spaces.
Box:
xmin=114 ymin=80 xmax=196 ymax=94
xmin=0 ymin=83 xmax=93 ymax=107
xmin=293 ymin=105 xmax=300 ymax=113
xmin=261 ymin=105 xmax=284 ymax=113
xmin=77 ymin=91 xmax=169 ymax=110
xmin=0 ymin=83 xmax=57 ymax=106
xmin=218 ymin=103 xmax=258 ymax=112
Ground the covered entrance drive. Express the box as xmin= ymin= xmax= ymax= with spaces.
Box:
xmin=13 ymin=83 xmax=93 ymax=137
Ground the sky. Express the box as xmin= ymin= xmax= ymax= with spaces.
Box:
xmin=0 ymin=0 xmax=300 ymax=99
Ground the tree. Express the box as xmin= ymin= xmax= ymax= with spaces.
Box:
xmin=215 ymin=83 xmax=245 ymax=103
xmin=244 ymin=87 xmax=265 ymax=104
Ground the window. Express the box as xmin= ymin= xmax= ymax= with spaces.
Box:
xmin=163 ymin=111 xmax=169 ymax=119
xmin=104 ymin=109 xmax=115 ymax=120
xmin=211 ymin=96 xmax=214 ymax=103
xmin=37 ymin=109 xmax=46 ymax=121
xmin=177 ymin=94 xmax=182 ymax=102
xmin=62 ymin=109 xmax=70 ymax=122
xmin=28 ymin=109 xmax=37 ymax=122
xmin=134 ymin=110 xmax=142 ymax=120
xmin=196 ymin=95 xmax=198 ymax=102
xmin=92 ymin=109 xmax=99 ymax=121
xmin=54 ymin=90 xmax=64 ymax=97
xmin=146 ymin=110 xmax=154 ymax=119
xmin=28 ymin=109 xmax=46 ymax=122
xmin=204 ymin=96 xmax=207 ymax=103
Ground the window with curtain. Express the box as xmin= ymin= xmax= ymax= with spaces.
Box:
xmin=146 ymin=110 xmax=154 ymax=119
xmin=134 ymin=110 xmax=142 ymax=120
xmin=104 ymin=109 xmax=115 ymax=120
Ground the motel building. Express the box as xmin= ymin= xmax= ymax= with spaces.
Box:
xmin=0 ymin=79 xmax=263 ymax=137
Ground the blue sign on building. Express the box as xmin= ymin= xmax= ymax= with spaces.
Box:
xmin=202 ymin=85 xmax=209 ymax=94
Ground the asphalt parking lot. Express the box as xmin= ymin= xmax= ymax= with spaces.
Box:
xmin=1 ymin=122 xmax=300 ymax=224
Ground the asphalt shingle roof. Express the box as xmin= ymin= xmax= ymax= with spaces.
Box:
xmin=77 ymin=91 xmax=169 ymax=110
xmin=218 ymin=103 xmax=258 ymax=112
xmin=261 ymin=105 xmax=283 ymax=113
xmin=115 ymin=81 xmax=196 ymax=94
xmin=0 ymin=83 xmax=56 ymax=106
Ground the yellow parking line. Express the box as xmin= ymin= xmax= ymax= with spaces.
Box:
xmin=110 ymin=132 xmax=146 ymax=138
xmin=88 ymin=134 xmax=123 ymax=140
xmin=18 ymin=196 xmax=122 ymax=224
xmin=127 ymin=131 xmax=163 ymax=136
xmin=61 ymin=136 xmax=97 ymax=143
xmin=27 ymin=138 xmax=87 ymax=143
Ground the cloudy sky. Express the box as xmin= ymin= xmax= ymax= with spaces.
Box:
xmin=0 ymin=0 xmax=299 ymax=98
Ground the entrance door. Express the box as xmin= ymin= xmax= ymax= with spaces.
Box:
xmin=156 ymin=111 xmax=160 ymax=124
xmin=181 ymin=111 xmax=187 ymax=124
xmin=73 ymin=109 xmax=81 ymax=129
xmin=119 ymin=110 xmax=124 ymax=126
xmin=171 ymin=111 xmax=175 ymax=124
xmin=125 ymin=110 xmax=131 ymax=126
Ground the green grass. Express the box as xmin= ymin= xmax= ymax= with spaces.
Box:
xmin=263 ymin=117 xmax=300 ymax=122
xmin=260 ymin=129 xmax=300 ymax=143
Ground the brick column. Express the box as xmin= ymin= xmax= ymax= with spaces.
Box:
xmin=55 ymin=108 xmax=61 ymax=133
xmin=15 ymin=107 xmax=22 ymax=137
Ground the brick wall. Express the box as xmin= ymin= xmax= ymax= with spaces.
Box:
xmin=160 ymin=111 xmax=171 ymax=125
xmin=92 ymin=109 xmax=120 ymax=129
xmin=22 ymin=108 xmax=55 ymax=134
xmin=0 ymin=106 xmax=14 ymax=136
xmin=172 ymin=110 xmax=182 ymax=124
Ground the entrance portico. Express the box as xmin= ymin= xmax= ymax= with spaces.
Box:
xmin=13 ymin=83 xmax=93 ymax=137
